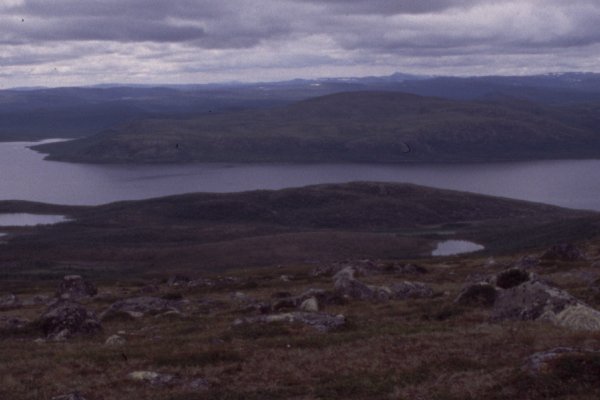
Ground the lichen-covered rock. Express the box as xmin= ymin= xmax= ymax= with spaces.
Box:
xmin=541 ymin=243 xmax=585 ymax=262
xmin=38 ymin=301 xmax=101 ymax=340
xmin=56 ymin=275 xmax=97 ymax=300
xmin=100 ymin=296 xmax=180 ymax=320
xmin=492 ymin=280 xmax=600 ymax=330
xmin=455 ymin=283 xmax=498 ymax=307
xmin=233 ymin=312 xmax=346 ymax=332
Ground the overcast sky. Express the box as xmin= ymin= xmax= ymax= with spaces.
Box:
xmin=1 ymin=0 xmax=600 ymax=88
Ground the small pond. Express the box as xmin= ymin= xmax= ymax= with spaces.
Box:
xmin=0 ymin=214 xmax=70 ymax=227
xmin=432 ymin=240 xmax=485 ymax=256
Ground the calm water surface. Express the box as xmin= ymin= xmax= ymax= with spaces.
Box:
xmin=0 ymin=213 xmax=70 ymax=227
xmin=2 ymin=140 xmax=600 ymax=209
xmin=432 ymin=240 xmax=485 ymax=256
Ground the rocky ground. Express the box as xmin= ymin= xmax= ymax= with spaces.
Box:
xmin=3 ymin=242 xmax=600 ymax=399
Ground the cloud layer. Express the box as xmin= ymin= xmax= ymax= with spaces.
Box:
xmin=1 ymin=0 xmax=600 ymax=87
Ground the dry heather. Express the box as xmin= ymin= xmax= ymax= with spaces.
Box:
xmin=3 ymin=247 xmax=600 ymax=400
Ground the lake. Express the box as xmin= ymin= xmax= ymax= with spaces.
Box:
xmin=2 ymin=140 xmax=600 ymax=209
xmin=0 ymin=213 xmax=70 ymax=227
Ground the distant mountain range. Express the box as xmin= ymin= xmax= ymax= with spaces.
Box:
xmin=32 ymin=90 xmax=600 ymax=163
xmin=4 ymin=71 xmax=600 ymax=163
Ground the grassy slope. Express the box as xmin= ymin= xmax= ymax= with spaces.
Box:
xmin=0 ymin=182 xmax=594 ymax=278
xmin=33 ymin=91 xmax=600 ymax=163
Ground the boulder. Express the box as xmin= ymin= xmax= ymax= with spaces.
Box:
xmin=100 ymin=297 xmax=180 ymax=320
xmin=105 ymin=334 xmax=126 ymax=346
xmin=300 ymin=297 xmax=319 ymax=312
xmin=0 ymin=293 xmax=22 ymax=310
xmin=389 ymin=281 xmax=434 ymax=300
xmin=455 ymin=283 xmax=498 ymax=307
xmin=333 ymin=267 xmax=376 ymax=300
xmin=492 ymin=280 xmax=600 ymax=330
xmin=38 ymin=301 xmax=102 ymax=340
xmin=56 ymin=275 xmax=97 ymax=300
xmin=233 ymin=312 xmax=346 ymax=332
xmin=128 ymin=371 xmax=176 ymax=386
xmin=541 ymin=243 xmax=585 ymax=262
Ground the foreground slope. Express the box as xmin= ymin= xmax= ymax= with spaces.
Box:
xmin=34 ymin=91 xmax=600 ymax=163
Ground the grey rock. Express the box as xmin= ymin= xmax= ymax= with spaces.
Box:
xmin=492 ymin=280 xmax=600 ymax=330
xmin=38 ymin=301 xmax=101 ymax=341
xmin=128 ymin=370 xmax=176 ymax=386
xmin=333 ymin=267 xmax=375 ymax=300
xmin=105 ymin=334 xmax=126 ymax=346
xmin=389 ymin=281 xmax=434 ymax=300
xmin=541 ymin=243 xmax=585 ymax=262
xmin=514 ymin=255 xmax=540 ymax=269
xmin=56 ymin=275 xmax=97 ymax=300
xmin=100 ymin=296 xmax=180 ymax=320
xmin=300 ymin=297 xmax=319 ymax=312
xmin=167 ymin=275 xmax=191 ymax=287
xmin=0 ymin=293 xmax=22 ymax=310
xmin=233 ymin=312 xmax=346 ymax=332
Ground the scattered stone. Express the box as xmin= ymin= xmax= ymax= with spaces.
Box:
xmin=523 ymin=347 xmax=600 ymax=376
xmin=514 ymin=255 xmax=540 ymax=269
xmin=385 ymin=263 xmax=428 ymax=275
xmin=0 ymin=293 xmax=22 ymax=310
xmin=105 ymin=334 xmax=126 ymax=346
xmin=492 ymin=280 xmax=600 ymax=330
xmin=135 ymin=285 xmax=160 ymax=295
xmin=300 ymin=297 xmax=319 ymax=312
xmin=51 ymin=392 xmax=87 ymax=400
xmin=167 ymin=275 xmax=191 ymax=287
xmin=541 ymin=243 xmax=585 ymax=262
xmin=128 ymin=371 xmax=175 ymax=386
xmin=333 ymin=267 xmax=375 ymax=300
xmin=100 ymin=297 xmax=180 ymax=320
xmin=280 ymin=274 xmax=293 ymax=282
xmin=0 ymin=315 xmax=29 ymax=331
xmin=187 ymin=378 xmax=210 ymax=391
xmin=56 ymin=275 xmax=97 ymax=300
xmin=455 ymin=283 xmax=498 ymax=307
xmin=496 ymin=268 xmax=532 ymax=289
xmin=38 ymin=301 xmax=101 ymax=341
xmin=233 ymin=312 xmax=346 ymax=332
xmin=389 ymin=281 xmax=434 ymax=300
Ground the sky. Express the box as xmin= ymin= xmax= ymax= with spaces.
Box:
xmin=1 ymin=0 xmax=600 ymax=88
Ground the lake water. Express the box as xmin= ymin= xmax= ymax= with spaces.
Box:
xmin=2 ymin=140 xmax=600 ymax=209
xmin=0 ymin=213 xmax=70 ymax=227
xmin=432 ymin=240 xmax=485 ymax=256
